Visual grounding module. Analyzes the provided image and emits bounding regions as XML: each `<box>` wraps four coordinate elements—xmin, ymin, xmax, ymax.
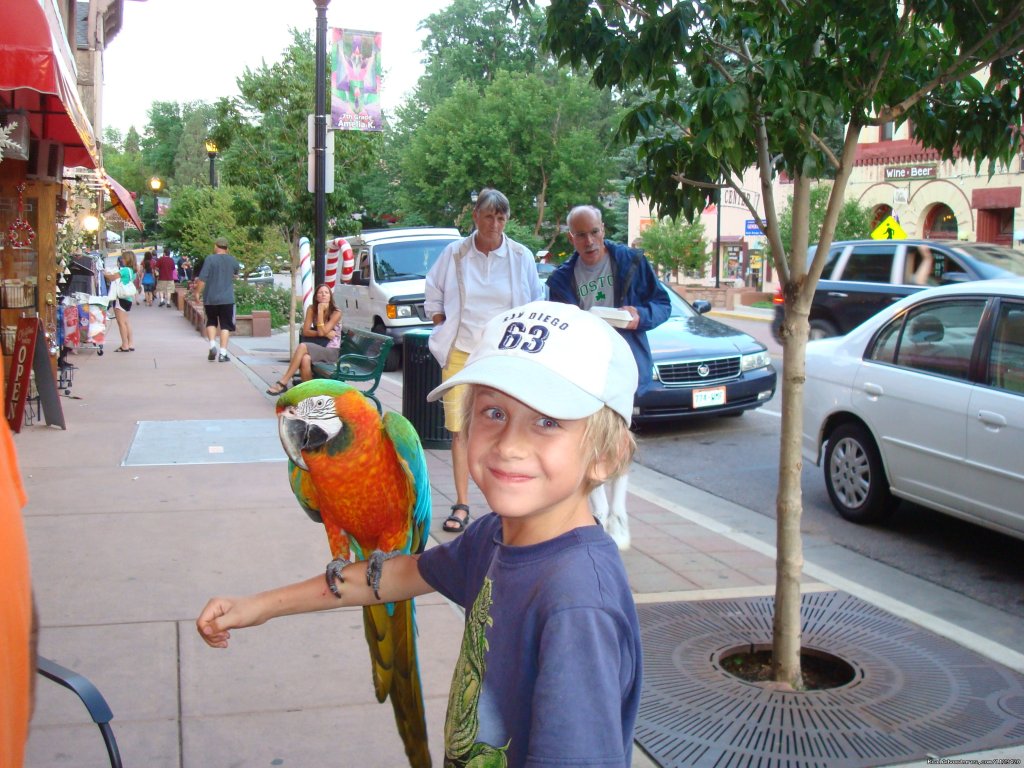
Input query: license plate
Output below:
<box><xmin>693</xmin><ymin>386</ymin><xmax>726</xmax><ymax>408</ymax></box>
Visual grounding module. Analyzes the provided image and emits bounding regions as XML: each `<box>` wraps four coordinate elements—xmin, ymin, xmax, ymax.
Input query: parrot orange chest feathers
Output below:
<box><xmin>303</xmin><ymin>392</ymin><xmax>414</xmax><ymax>559</ymax></box>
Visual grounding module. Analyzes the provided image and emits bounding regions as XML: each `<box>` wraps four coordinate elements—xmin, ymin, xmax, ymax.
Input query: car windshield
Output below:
<box><xmin>662</xmin><ymin>281</ymin><xmax>698</xmax><ymax>318</ymax></box>
<box><xmin>373</xmin><ymin>239</ymin><xmax>454</xmax><ymax>283</ymax></box>
<box><xmin>952</xmin><ymin>243</ymin><xmax>1024</xmax><ymax>277</ymax></box>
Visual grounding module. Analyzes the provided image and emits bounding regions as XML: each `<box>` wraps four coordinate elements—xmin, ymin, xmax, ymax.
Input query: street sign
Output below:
<box><xmin>744</xmin><ymin>219</ymin><xmax>763</xmax><ymax>236</ymax></box>
<box><xmin>871</xmin><ymin>215</ymin><xmax>907</xmax><ymax>240</ymax></box>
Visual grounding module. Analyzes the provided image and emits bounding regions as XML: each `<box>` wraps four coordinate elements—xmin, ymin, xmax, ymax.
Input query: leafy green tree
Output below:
<box><xmin>174</xmin><ymin>104</ymin><xmax>217</xmax><ymax>187</ymax></box>
<box><xmin>141</xmin><ymin>101</ymin><xmax>184</xmax><ymax>183</ymax></box>
<box><xmin>639</xmin><ymin>217</ymin><xmax>708</xmax><ymax>278</ymax></box>
<box><xmin>413</xmin><ymin>0</ymin><xmax>547</xmax><ymax>110</ymax></box>
<box><xmin>400</xmin><ymin>70</ymin><xmax>618</xmax><ymax>244</ymax></box>
<box><xmin>515</xmin><ymin>0</ymin><xmax>1024</xmax><ymax>688</ymax></box>
<box><xmin>159</xmin><ymin>185</ymin><xmax>283</xmax><ymax>273</ymax></box>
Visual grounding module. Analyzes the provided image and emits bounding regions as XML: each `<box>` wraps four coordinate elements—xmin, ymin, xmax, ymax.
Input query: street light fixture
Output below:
<box><xmin>83</xmin><ymin>212</ymin><xmax>100</xmax><ymax>249</ymax></box>
<box><xmin>149</xmin><ymin>176</ymin><xmax>163</xmax><ymax>246</ymax></box>
<box><xmin>205</xmin><ymin>140</ymin><xmax>218</xmax><ymax>188</ymax></box>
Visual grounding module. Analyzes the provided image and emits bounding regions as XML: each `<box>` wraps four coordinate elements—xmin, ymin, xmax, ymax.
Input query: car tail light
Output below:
<box><xmin>772</xmin><ymin>286</ymin><xmax>785</xmax><ymax>305</ymax></box>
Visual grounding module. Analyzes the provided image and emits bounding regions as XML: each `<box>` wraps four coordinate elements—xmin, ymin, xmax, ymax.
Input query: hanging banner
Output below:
<box><xmin>330</xmin><ymin>28</ymin><xmax>383</xmax><ymax>132</ymax></box>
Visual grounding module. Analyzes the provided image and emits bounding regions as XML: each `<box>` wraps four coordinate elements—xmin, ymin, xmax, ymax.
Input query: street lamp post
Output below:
<box><xmin>149</xmin><ymin>176</ymin><xmax>163</xmax><ymax>247</ymax></box>
<box><xmin>313</xmin><ymin>0</ymin><xmax>330</xmax><ymax>288</ymax></box>
<box><xmin>205</xmin><ymin>140</ymin><xmax>218</xmax><ymax>188</ymax></box>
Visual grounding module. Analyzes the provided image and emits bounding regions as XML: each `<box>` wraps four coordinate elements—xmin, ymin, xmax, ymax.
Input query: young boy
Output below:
<box><xmin>196</xmin><ymin>300</ymin><xmax>643</xmax><ymax>766</ymax></box>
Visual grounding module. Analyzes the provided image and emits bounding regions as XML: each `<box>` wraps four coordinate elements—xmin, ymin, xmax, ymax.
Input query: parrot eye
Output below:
<box><xmin>296</xmin><ymin>395</ymin><xmax>340</xmax><ymax>423</ymax></box>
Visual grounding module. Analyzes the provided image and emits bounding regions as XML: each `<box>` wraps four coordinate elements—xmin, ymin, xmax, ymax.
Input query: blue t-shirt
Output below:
<box><xmin>418</xmin><ymin>513</ymin><xmax>642</xmax><ymax>767</ymax></box>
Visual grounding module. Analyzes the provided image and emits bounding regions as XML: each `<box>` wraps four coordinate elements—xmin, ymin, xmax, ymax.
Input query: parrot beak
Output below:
<box><xmin>279</xmin><ymin>410</ymin><xmax>311</xmax><ymax>470</ymax></box>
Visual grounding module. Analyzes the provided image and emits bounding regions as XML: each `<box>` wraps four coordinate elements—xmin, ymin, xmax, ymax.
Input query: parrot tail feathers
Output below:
<box><xmin>364</xmin><ymin>600</ymin><xmax>431</xmax><ymax>767</ymax></box>
<box><xmin>364</xmin><ymin>602</ymin><xmax>428</xmax><ymax>768</ymax></box>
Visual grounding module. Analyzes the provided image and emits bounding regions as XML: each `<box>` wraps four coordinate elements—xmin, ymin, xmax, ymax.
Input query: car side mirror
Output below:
<box><xmin>692</xmin><ymin>300</ymin><xmax>712</xmax><ymax>315</ymax></box>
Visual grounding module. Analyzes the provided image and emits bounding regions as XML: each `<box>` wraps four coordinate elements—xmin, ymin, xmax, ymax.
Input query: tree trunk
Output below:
<box><xmin>771</xmin><ymin>128</ymin><xmax>863</xmax><ymax>688</ymax></box>
<box><xmin>772</xmin><ymin>303</ymin><xmax>809</xmax><ymax>689</ymax></box>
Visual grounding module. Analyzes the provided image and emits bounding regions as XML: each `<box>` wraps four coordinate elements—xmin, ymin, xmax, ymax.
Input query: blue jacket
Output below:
<box><xmin>547</xmin><ymin>240</ymin><xmax>671</xmax><ymax>396</ymax></box>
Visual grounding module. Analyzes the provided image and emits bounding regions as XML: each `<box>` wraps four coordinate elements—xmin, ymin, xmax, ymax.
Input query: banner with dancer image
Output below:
<box><xmin>330</xmin><ymin>28</ymin><xmax>383</xmax><ymax>132</ymax></box>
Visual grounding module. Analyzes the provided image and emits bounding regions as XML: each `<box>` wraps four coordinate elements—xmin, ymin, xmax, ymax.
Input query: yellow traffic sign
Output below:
<box><xmin>871</xmin><ymin>215</ymin><xmax>907</xmax><ymax>240</ymax></box>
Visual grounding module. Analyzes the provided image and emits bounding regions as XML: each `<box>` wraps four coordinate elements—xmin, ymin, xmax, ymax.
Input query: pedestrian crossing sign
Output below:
<box><xmin>871</xmin><ymin>215</ymin><xmax>907</xmax><ymax>240</ymax></box>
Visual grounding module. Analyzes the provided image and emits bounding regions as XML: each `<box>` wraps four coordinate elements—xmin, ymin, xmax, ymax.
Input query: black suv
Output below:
<box><xmin>771</xmin><ymin>239</ymin><xmax>1024</xmax><ymax>342</ymax></box>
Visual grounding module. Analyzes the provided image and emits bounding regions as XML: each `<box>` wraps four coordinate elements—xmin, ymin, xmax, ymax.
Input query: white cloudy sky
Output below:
<box><xmin>102</xmin><ymin>0</ymin><xmax>452</xmax><ymax>133</ymax></box>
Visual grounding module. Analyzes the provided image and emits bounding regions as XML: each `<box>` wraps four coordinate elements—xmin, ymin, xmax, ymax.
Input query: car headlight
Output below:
<box><xmin>740</xmin><ymin>350</ymin><xmax>771</xmax><ymax>372</ymax></box>
<box><xmin>386</xmin><ymin>304</ymin><xmax>413</xmax><ymax>319</ymax></box>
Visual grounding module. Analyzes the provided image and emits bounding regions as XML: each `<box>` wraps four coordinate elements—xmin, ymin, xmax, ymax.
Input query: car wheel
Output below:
<box><xmin>823</xmin><ymin>422</ymin><xmax>894</xmax><ymax>524</ymax></box>
<box><xmin>809</xmin><ymin>319</ymin><xmax>839</xmax><ymax>340</ymax></box>
<box><xmin>383</xmin><ymin>344</ymin><xmax>401</xmax><ymax>372</ymax></box>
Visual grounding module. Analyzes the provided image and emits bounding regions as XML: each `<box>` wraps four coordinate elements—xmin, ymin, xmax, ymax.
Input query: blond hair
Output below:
<box><xmin>460</xmin><ymin>384</ymin><xmax>635</xmax><ymax>493</ymax></box>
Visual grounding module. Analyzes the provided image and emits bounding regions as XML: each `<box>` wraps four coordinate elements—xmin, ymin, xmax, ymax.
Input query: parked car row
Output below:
<box><xmin>635</xmin><ymin>282</ymin><xmax>776</xmax><ymax>422</ymax></box>
<box><xmin>802</xmin><ymin>278</ymin><xmax>1024</xmax><ymax>541</ymax></box>
<box><xmin>772</xmin><ymin>239</ymin><xmax>1024</xmax><ymax>342</ymax></box>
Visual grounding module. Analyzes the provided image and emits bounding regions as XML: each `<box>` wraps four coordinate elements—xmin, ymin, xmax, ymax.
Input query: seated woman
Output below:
<box><xmin>267</xmin><ymin>283</ymin><xmax>343</xmax><ymax>395</ymax></box>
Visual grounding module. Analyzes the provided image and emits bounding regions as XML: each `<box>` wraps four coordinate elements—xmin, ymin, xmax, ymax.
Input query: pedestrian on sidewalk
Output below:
<box><xmin>155</xmin><ymin>246</ymin><xmax>176</xmax><ymax>307</ymax></box>
<box><xmin>104</xmin><ymin>250</ymin><xmax>137</xmax><ymax>352</ymax></box>
<box><xmin>266</xmin><ymin>283</ymin><xmax>343</xmax><ymax>395</ymax></box>
<box><xmin>547</xmin><ymin>204</ymin><xmax>671</xmax><ymax>549</ymax></box>
<box><xmin>141</xmin><ymin>251</ymin><xmax>157</xmax><ymax>306</ymax></box>
<box><xmin>197</xmin><ymin>300</ymin><xmax>643</xmax><ymax>767</ymax></box>
<box><xmin>195</xmin><ymin>237</ymin><xmax>240</xmax><ymax>363</ymax></box>
<box><xmin>424</xmin><ymin>187</ymin><xmax>545</xmax><ymax>533</ymax></box>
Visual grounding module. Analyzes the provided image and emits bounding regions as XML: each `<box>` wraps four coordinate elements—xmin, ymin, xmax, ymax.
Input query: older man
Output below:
<box><xmin>547</xmin><ymin>205</ymin><xmax>671</xmax><ymax>547</ymax></box>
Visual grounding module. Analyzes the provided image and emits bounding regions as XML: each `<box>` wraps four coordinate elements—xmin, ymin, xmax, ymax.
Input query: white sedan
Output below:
<box><xmin>802</xmin><ymin>278</ymin><xmax>1024</xmax><ymax>540</ymax></box>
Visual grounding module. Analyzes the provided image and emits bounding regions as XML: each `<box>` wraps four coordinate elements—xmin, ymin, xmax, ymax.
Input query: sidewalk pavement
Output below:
<box><xmin>13</xmin><ymin>302</ymin><xmax>1023</xmax><ymax>767</ymax></box>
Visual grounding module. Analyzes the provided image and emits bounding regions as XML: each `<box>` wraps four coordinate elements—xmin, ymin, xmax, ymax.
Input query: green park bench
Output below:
<box><xmin>310</xmin><ymin>327</ymin><xmax>394</xmax><ymax>414</ymax></box>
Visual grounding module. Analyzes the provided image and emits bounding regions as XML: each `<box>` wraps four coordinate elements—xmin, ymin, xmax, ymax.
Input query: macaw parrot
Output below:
<box><xmin>277</xmin><ymin>380</ymin><xmax>432</xmax><ymax>768</ymax></box>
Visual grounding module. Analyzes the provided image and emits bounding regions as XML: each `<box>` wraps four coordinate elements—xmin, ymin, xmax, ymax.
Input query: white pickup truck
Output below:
<box><xmin>332</xmin><ymin>227</ymin><xmax>461</xmax><ymax>370</ymax></box>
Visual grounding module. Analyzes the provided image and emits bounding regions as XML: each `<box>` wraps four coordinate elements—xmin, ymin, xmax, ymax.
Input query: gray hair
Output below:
<box><xmin>474</xmin><ymin>188</ymin><xmax>511</xmax><ymax>216</ymax></box>
<box><xmin>566</xmin><ymin>205</ymin><xmax>603</xmax><ymax>228</ymax></box>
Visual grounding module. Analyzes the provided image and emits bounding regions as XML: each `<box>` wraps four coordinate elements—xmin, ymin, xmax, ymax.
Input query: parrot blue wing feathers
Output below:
<box><xmin>383</xmin><ymin>411</ymin><xmax>432</xmax><ymax>556</ymax></box>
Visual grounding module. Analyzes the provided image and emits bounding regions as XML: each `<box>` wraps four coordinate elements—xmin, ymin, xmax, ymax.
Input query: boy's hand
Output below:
<box><xmin>196</xmin><ymin>596</ymin><xmax>264</xmax><ymax>648</ymax></box>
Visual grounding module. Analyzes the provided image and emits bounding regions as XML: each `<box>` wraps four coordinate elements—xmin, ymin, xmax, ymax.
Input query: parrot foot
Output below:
<box><xmin>366</xmin><ymin>550</ymin><xmax>400</xmax><ymax>600</ymax></box>
<box><xmin>325</xmin><ymin>557</ymin><xmax>352</xmax><ymax>598</ymax></box>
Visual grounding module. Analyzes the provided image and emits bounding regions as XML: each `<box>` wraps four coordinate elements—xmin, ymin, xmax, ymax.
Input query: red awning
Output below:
<box><xmin>104</xmin><ymin>173</ymin><xmax>144</xmax><ymax>232</ymax></box>
<box><xmin>0</xmin><ymin>0</ymin><xmax>99</xmax><ymax>168</ymax></box>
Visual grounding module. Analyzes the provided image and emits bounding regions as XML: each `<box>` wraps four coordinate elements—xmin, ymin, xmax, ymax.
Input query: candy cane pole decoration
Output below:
<box><xmin>326</xmin><ymin>237</ymin><xmax>353</xmax><ymax>286</ymax></box>
<box><xmin>298</xmin><ymin>237</ymin><xmax>314</xmax><ymax>313</ymax></box>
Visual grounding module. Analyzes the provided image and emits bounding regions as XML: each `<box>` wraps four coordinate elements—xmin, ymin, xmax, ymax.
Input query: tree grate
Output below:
<box><xmin>636</xmin><ymin>591</ymin><xmax>1024</xmax><ymax>767</ymax></box>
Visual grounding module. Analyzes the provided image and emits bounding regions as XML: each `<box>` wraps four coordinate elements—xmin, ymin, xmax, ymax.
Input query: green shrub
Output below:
<box><xmin>234</xmin><ymin>283</ymin><xmax>299</xmax><ymax>328</ymax></box>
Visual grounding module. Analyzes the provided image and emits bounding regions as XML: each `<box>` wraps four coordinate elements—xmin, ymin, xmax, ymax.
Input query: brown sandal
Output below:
<box><xmin>266</xmin><ymin>381</ymin><xmax>289</xmax><ymax>396</ymax></box>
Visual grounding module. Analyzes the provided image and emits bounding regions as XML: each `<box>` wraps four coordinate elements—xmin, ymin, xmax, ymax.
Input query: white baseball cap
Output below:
<box><xmin>427</xmin><ymin>301</ymin><xmax>638</xmax><ymax>423</ymax></box>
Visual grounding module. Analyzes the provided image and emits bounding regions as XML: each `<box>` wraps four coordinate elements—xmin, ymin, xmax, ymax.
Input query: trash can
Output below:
<box><xmin>402</xmin><ymin>329</ymin><xmax>451</xmax><ymax>449</ymax></box>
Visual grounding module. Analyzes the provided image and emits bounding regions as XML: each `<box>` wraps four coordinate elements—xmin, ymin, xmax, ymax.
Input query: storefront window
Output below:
<box><xmin>924</xmin><ymin>203</ymin><xmax>958</xmax><ymax>239</ymax></box>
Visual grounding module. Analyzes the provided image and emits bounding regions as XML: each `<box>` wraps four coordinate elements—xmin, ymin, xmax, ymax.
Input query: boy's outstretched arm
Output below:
<box><xmin>196</xmin><ymin>554</ymin><xmax>431</xmax><ymax>648</ymax></box>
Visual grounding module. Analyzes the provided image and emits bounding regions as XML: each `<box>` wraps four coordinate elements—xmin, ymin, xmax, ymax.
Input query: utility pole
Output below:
<box><xmin>313</xmin><ymin>0</ymin><xmax>330</xmax><ymax>287</ymax></box>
